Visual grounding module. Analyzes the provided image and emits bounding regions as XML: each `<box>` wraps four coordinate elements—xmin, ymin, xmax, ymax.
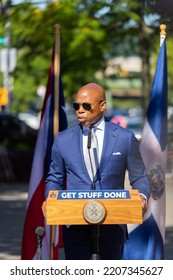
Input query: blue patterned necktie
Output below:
<box><xmin>84</xmin><ymin>126</ymin><xmax>99</xmax><ymax>180</ymax></box>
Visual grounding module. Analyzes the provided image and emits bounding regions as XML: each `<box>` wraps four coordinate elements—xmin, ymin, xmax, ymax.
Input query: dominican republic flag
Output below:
<box><xmin>123</xmin><ymin>39</ymin><xmax>167</xmax><ymax>259</ymax></box>
<box><xmin>21</xmin><ymin>42</ymin><xmax>68</xmax><ymax>260</ymax></box>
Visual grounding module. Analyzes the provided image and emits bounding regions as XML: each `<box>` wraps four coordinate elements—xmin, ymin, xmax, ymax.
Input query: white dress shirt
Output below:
<box><xmin>82</xmin><ymin>117</ymin><xmax>105</xmax><ymax>163</ymax></box>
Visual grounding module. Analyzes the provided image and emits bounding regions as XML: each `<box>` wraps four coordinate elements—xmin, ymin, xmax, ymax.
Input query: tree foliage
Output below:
<box><xmin>0</xmin><ymin>0</ymin><xmax>172</xmax><ymax>112</ymax></box>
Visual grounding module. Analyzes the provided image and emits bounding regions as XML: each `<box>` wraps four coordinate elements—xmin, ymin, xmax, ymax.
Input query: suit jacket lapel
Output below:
<box><xmin>71</xmin><ymin>124</ymin><xmax>89</xmax><ymax>176</ymax></box>
<box><xmin>72</xmin><ymin>122</ymin><xmax>118</xmax><ymax>180</ymax></box>
<box><xmin>99</xmin><ymin>122</ymin><xmax>118</xmax><ymax>173</ymax></box>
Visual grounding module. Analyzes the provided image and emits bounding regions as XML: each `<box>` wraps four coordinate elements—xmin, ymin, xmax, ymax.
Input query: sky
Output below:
<box><xmin>12</xmin><ymin>0</ymin><xmax>45</xmax><ymax>3</ymax></box>
<box><xmin>11</xmin><ymin>0</ymin><xmax>52</xmax><ymax>9</ymax></box>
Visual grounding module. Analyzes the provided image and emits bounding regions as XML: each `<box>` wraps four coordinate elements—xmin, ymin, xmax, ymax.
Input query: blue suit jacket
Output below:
<box><xmin>46</xmin><ymin>121</ymin><xmax>150</xmax><ymax>200</ymax></box>
<box><xmin>45</xmin><ymin>121</ymin><xmax>150</xmax><ymax>247</ymax></box>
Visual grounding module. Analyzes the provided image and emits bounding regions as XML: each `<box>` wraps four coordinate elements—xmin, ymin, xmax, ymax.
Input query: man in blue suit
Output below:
<box><xmin>43</xmin><ymin>82</ymin><xmax>150</xmax><ymax>260</ymax></box>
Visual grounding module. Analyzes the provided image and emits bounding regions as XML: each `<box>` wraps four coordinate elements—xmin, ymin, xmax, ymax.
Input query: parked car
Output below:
<box><xmin>0</xmin><ymin>113</ymin><xmax>38</xmax><ymax>182</ymax></box>
<box><xmin>104</xmin><ymin>107</ymin><xmax>144</xmax><ymax>141</ymax></box>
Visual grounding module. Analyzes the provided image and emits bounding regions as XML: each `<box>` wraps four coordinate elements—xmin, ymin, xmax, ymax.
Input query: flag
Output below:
<box><xmin>123</xmin><ymin>39</ymin><xmax>167</xmax><ymax>259</ymax></box>
<box><xmin>21</xmin><ymin>41</ymin><xmax>68</xmax><ymax>260</ymax></box>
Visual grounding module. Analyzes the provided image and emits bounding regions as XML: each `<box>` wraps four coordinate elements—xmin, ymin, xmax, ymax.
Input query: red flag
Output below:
<box><xmin>21</xmin><ymin>41</ymin><xmax>67</xmax><ymax>259</ymax></box>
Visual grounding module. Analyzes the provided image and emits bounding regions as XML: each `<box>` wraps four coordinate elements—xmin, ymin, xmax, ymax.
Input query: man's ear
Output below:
<box><xmin>101</xmin><ymin>101</ymin><xmax>106</xmax><ymax>112</ymax></box>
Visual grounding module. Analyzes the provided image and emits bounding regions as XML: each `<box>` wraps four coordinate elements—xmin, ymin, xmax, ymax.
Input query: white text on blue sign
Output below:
<box><xmin>57</xmin><ymin>190</ymin><xmax>130</xmax><ymax>200</ymax></box>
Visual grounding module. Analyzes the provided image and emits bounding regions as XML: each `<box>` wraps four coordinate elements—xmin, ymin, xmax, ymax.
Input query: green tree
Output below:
<box><xmin>0</xmin><ymin>0</ymin><xmax>172</xmax><ymax>113</ymax></box>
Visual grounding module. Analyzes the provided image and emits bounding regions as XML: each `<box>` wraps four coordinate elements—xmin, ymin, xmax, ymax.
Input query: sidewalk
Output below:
<box><xmin>0</xmin><ymin>177</ymin><xmax>173</xmax><ymax>260</ymax></box>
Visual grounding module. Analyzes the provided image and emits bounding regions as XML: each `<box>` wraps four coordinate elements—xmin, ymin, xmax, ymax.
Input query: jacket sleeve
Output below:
<box><xmin>45</xmin><ymin>135</ymin><xmax>66</xmax><ymax>199</ymax></box>
<box><xmin>127</xmin><ymin>133</ymin><xmax>151</xmax><ymax>200</ymax></box>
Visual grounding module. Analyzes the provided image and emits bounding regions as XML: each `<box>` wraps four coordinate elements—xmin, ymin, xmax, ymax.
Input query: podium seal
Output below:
<box><xmin>83</xmin><ymin>200</ymin><xmax>106</xmax><ymax>224</ymax></box>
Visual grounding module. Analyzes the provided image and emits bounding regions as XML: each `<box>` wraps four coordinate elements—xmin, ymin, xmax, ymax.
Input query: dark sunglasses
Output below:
<box><xmin>72</xmin><ymin>100</ymin><xmax>103</xmax><ymax>111</ymax></box>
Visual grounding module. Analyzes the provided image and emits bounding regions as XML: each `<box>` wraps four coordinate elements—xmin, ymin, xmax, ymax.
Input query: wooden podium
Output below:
<box><xmin>45</xmin><ymin>189</ymin><xmax>142</xmax><ymax>225</ymax></box>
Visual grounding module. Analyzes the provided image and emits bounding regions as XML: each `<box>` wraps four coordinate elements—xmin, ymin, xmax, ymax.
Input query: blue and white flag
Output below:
<box><xmin>123</xmin><ymin>39</ymin><xmax>167</xmax><ymax>259</ymax></box>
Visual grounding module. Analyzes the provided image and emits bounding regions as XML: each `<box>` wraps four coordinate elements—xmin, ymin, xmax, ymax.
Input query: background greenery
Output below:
<box><xmin>0</xmin><ymin>0</ymin><xmax>173</xmax><ymax>114</ymax></box>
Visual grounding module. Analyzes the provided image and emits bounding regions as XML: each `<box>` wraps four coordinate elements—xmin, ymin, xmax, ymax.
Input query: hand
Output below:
<box><xmin>140</xmin><ymin>195</ymin><xmax>148</xmax><ymax>217</ymax></box>
<box><xmin>42</xmin><ymin>201</ymin><xmax>46</xmax><ymax>217</ymax></box>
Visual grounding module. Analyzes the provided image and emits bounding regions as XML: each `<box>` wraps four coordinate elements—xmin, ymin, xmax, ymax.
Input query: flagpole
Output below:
<box><xmin>54</xmin><ymin>23</ymin><xmax>60</xmax><ymax>135</ymax></box>
<box><xmin>160</xmin><ymin>24</ymin><xmax>167</xmax><ymax>244</ymax></box>
<box><xmin>50</xmin><ymin>23</ymin><xmax>61</xmax><ymax>260</ymax></box>
<box><xmin>160</xmin><ymin>24</ymin><xmax>166</xmax><ymax>47</ymax></box>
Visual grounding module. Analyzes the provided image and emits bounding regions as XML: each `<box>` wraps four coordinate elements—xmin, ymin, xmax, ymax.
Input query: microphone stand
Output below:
<box><xmin>87</xmin><ymin>126</ymin><xmax>100</xmax><ymax>260</ymax></box>
<box><xmin>35</xmin><ymin>226</ymin><xmax>45</xmax><ymax>260</ymax></box>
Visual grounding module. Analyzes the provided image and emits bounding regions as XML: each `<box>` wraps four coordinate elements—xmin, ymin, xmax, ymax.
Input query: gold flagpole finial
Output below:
<box><xmin>160</xmin><ymin>24</ymin><xmax>166</xmax><ymax>35</ymax></box>
<box><xmin>160</xmin><ymin>24</ymin><xmax>166</xmax><ymax>47</ymax></box>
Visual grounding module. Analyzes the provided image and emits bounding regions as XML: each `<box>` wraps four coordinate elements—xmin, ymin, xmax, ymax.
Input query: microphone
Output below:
<box><xmin>35</xmin><ymin>226</ymin><xmax>45</xmax><ymax>260</ymax></box>
<box><xmin>87</xmin><ymin>126</ymin><xmax>92</xmax><ymax>149</ymax></box>
<box><xmin>87</xmin><ymin>126</ymin><xmax>96</xmax><ymax>190</ymax></box>
<box><xmin>35</xmin><ymin>226</ymin><xmax>45</xmax><ymax>236</ymax></box>
<box><xmin>87</xmin><ymin>126</ymin><xmax>100</xmax><ymax>259</ymax></box>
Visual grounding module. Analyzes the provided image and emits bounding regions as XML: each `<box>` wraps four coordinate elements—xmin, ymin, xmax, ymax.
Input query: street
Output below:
<box><xmin>0</xmin><ymin>175</ymin><xmax>173</xmax><ymax>260</ymax></box>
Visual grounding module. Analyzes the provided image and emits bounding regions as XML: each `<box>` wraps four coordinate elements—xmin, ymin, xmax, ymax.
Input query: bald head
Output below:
<box><xmin>74</xmin><ymin>83</ymin><xmax>106</xmax><ymax>126</ymax></box>
<box><xmin>76</xmin><ymin>83</ymin><xmax>106</xmax><ymax>101</ymax></box>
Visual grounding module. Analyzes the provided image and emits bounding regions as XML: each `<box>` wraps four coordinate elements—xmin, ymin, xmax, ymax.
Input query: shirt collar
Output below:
<box><xmin>94</xmin><ymin>117</ymin><xmax>105</xmax><ymax>131</ymax></box>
